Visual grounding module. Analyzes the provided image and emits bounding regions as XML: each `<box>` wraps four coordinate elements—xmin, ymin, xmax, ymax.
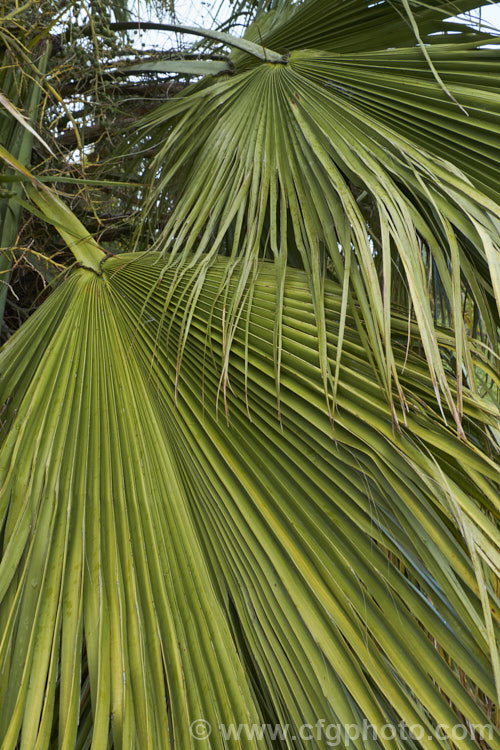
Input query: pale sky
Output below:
<box><xmin>451</xmin><ymin>2</ymin><xmax>500</xmax><ymax>26</ymax></box>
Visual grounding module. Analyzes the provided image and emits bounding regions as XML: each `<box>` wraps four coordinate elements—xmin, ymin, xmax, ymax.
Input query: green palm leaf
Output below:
<box><xmin>237</xmin><ymin>0</ymin><xmax>500</xmax><ymax>56</ymax></box>
<box><xmin>134</xmin><ymin>0</ymin><xmax>500</xmax><ymax>433</ymax></box>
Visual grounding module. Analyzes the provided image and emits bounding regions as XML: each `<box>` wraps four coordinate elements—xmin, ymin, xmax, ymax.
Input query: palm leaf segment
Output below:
<box><xmin>0</xmin><ymin>244</ymin><xmax>499</xmax><ymax>747</ymax></box>
<box><xmin>140</xmin><ymin>0</ymin><xmax>500</xmax><ymax>431</ymax></box>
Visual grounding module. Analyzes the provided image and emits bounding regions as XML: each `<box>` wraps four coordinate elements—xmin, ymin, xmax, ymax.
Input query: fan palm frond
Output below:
<box><xmin>237</xmin><ymin>0</ymin><xmax>500</xmax><ymax>56</ymax></box>
<box><xmin>134</xmin><ymin>0</ymin><xmax>500</xmax><ymax>434</ymax></box>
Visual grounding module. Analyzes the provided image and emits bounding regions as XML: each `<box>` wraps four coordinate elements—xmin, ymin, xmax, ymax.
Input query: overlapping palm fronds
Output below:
<box><xmin>0</xmin><ymin>0</ymin><xmax>499</xmax><ymax>748</ymax></box>
<box><xmin>0</xmin><ymin>167</ymin><xmax>498</xmax><ymax>747</ymax></box>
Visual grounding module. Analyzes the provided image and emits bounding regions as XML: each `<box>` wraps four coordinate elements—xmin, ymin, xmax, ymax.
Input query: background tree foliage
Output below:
<box><xmin>0</xmin><ymin>1</ymin><xmax>499</xmax><ymax>748</ymax></box>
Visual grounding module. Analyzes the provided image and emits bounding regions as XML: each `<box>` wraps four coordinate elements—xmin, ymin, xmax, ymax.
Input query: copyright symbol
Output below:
<box><xmin>190</xmin><ymin>719</ymin><xmax>212</xmax><ymax>740</ymax></box>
